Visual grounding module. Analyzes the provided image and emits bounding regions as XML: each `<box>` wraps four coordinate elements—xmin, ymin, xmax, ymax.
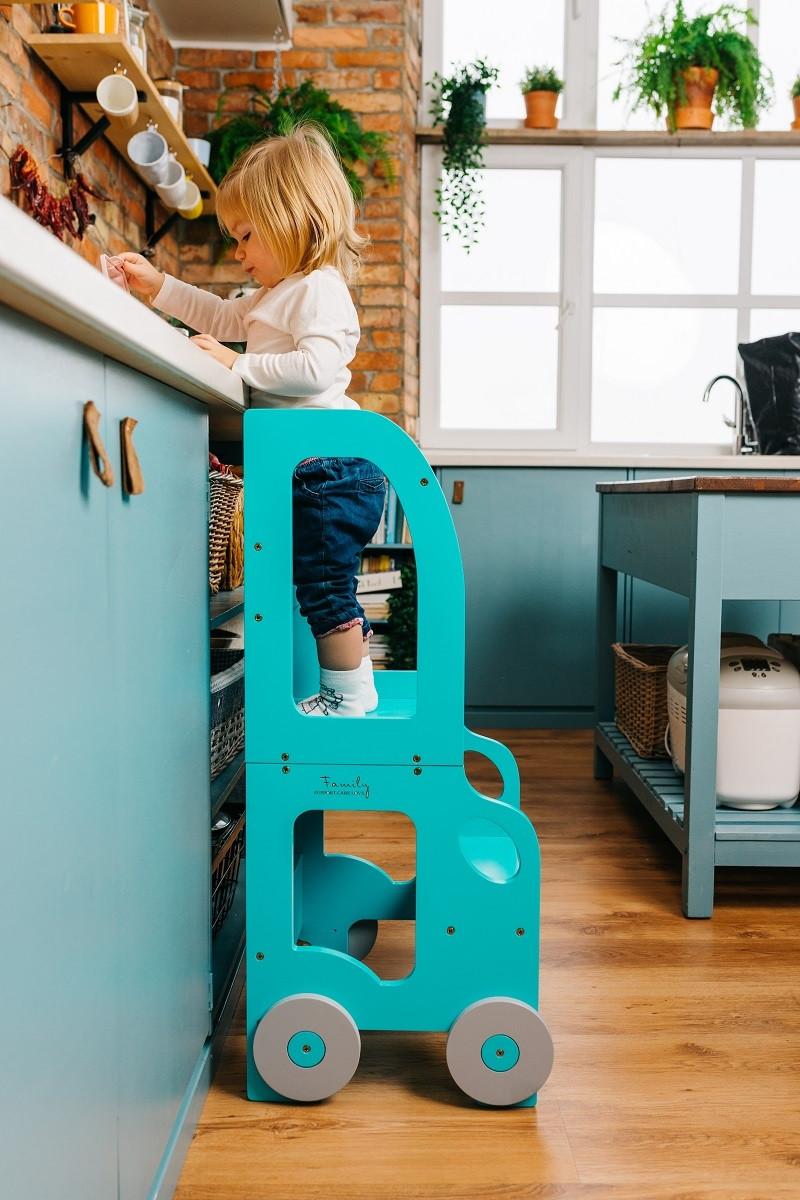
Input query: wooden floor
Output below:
<box><xmin>176</xmin><ymin>731</ymin><xmax>800</xmax><ymax>1200</ymax></box>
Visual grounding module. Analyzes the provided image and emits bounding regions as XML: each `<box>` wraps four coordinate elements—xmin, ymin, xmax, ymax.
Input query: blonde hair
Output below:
<box><xmin>216</xmin><ymin>124</ymin><xmax>366</xmax><ymax>283</ymax></box>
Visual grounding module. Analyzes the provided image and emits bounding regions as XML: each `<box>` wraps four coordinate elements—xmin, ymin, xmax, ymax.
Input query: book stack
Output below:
<box><xmin>360</xmin><ymin>592</ymin><xmax>391</xmax><ymax>622</ymax></box>
<box><xmin>368</xmin><ymin>633</ymin><xmax>389</xmax><ymax>668</ymax></box>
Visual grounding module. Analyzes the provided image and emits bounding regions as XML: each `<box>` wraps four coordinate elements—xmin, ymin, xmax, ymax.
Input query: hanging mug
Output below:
<box><xmin>127</xmin><ymin>127</ymin><xmax>169</xmax><ymax>185</ymax></box>
<box><xmin>58</xmin><ymin>3</ymin><xmax>120</xmax><ymax>34</ymax></box>
<box><xmin>178</xmin><ymin>179</ymin><xmax>204</xmax><ymax>220</ymax></box>
<box><xmin>155</xmin><ymin>158</ymin><xmax>187</xmax><ymax>209</ymax></box>
<box><xmin>96</xmin><ymin>72</ymin><xmax>139</xmax><ymax>129</ymax></box>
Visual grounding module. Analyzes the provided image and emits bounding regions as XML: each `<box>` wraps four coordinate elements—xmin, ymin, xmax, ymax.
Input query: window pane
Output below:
<box><xmin>441</xmin><ymin>0</ymin><xmax>565</xmax><ymax>122</ymax></box>
<box><xmin>752</xmin><ymin>161</ymin><xmax>800</xmax><ymax>294</ymax></box>
<box><xmin>594</xmin><ymin>159</ymin><xmax>741</xmax><ymax>294</ymax></box>
<box><xmin>442</xmin><ymin>170</ymin><xmax>561</xmax><ymax>292</ymax></box>
<box><xmin>441</xmin><ymin>306</ymin><xmax>558</xmax><ymax>429</ymax></box>
<box><xmin>749</xmin><ymin>309</ymin><xmax>800</xmax><ymax>341</ymax></box>
<box><xmin>597</xmin><ymin>0</ymin><xmax>745</xmax><ymax>129</ymax></box>
<box><xmin>591</xmin><ymin>308</ymin><xmax>738</xmax><ymax>442</ymax></box>
<box><xmin>753</xmin><ymin>0</ymin><xmax>800</xmax><ymax>131</ymax></box>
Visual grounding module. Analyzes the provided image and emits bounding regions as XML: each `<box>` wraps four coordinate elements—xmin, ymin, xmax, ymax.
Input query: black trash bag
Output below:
<box><xmin>738</xmin><ymin>332</ymin><xmax>800</xmax><ymax>455</ymax></box>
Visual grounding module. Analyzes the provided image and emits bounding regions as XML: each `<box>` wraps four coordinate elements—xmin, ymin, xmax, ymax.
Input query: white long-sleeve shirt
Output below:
<box><xmin>152</xmin><ymin>266</ymin><xmax>360</xmax><ymax>410</ymax></box>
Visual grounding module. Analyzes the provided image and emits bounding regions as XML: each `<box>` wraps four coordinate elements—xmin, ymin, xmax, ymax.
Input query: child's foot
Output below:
<box><xmin>360</xmin><ymin>655</ymin><xmax>379</xmax><ymax>713</ymax></box>
<box><xmin>297</xmin><ymin>667</ymin><xmax>365</xmax><ymax>717</ymax></box>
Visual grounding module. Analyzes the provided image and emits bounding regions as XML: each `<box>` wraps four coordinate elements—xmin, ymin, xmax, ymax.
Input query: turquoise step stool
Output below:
<box><xmin>243</xmin><ymin>409</ymin><xmax>554</xmax><ymax>1106</ymax></box>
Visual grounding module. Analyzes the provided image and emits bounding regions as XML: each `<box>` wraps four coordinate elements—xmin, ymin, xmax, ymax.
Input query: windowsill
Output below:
<box><xmin>417</xmin><ymin>126</ymin><xmax>800</xmax><ymax>148</ymax></box>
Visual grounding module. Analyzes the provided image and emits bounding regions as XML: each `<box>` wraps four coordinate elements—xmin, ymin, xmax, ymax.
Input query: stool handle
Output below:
<box><xmin>464</xmin><ymin>729</ymin><xmax>521</xmax><ymax>808</ymax></box>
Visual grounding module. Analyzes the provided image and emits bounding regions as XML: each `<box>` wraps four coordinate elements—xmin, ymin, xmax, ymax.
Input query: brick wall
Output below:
<box><xmin>0</xmin><ymin>1</ymin><xmax>421</xmax><ymax>433</ymax></box>
<box><xmin>0</xmin><ymin>2</ymin><xmax>180</xmax><ymax>276</ymax></box>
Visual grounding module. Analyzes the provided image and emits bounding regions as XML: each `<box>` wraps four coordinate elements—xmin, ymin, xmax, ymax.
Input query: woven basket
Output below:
<box><xmin>211</xmin><ymin>810</ymin><xmax>245</xmax><ymax>936</ymax></box>
<box><xmin>209</xmin><ymin>469</ymin><xmax>243</xmax><ymax>595</ymax></box>
<box><xmin>221</xmin><ymin>486</ymin><xmax>244</xmax><ymax>591</ymax></box>
<box><xmin>612</xmin><ymin>643</ymin><xmax>679</xmax><ymax>758</ymax></box>
<box><xmin>210</xmin><ymin>648</ymin><xmax>244</xmax><ymax>779</ymax></box>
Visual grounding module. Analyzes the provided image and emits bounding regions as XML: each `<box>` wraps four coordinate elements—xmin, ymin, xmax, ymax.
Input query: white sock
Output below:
<box><xmin>297</xmin><ymin>665</ymin><xmax>365</xmax><ymax>717</ymax></box>
<box><xmin>360</xmin><ymin>654</ymin><xmax>379</xmax><ymax>712</ymax></box>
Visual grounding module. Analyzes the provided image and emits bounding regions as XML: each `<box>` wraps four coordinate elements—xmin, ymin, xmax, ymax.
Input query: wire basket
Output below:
<box><xmin>612</xmin><ymin>643</ymin><xmax>679</xmax><ymax>758</ymax></box>
<box><xmin>211</xmin><ymin>648</ymin><xmax>244</xmax><ymax>779</ymax></box>
<box><xmin>209</xmin><ymin>468</ymin><xmax>243</xmax><ymax>595</ymax></box>
<box><xmin>211</xmin><ymin>809</ymin><xmax>245</xmax><ymax>936</ymax></box>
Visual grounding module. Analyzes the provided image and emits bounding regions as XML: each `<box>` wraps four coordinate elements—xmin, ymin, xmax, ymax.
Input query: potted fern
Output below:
<box><xmin>427</xmin><ymin>59</ymin><xmax>499</xmax><ymax>252</ymax></box>
<box><xmin>614</xmin><ymin>2</ymin><xmax>772</xmax><ymax>132</ymax></box>
<box><xmin>205</xmin><ymin>79</ymin><xmax>392</xmax><ymax>198</ymax></box>
<box><xmin>792</xmin><ymin>75</ymin><xmax>800</xmax><ymax>129</ymax></box>
<box><xmin>519</xmin><ymin>65</ymin><xmax>563</xmax><ymax>130</ymax></box>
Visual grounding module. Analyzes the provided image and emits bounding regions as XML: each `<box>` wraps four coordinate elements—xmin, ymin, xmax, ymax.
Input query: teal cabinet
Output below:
<box><xmin>439</xmin><ymin>468</ymin><xmax>626</xmax><ymax>726</ymax></box>
<box><xmin>0</xmin><ymin>310</ymin><xmax>210</xmax><ymax>1198</ymax></box>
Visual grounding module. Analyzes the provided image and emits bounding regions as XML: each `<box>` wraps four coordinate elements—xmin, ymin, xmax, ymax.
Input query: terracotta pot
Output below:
<box><xmin>524</xmin><ymin>90</ymin><xmax>559</xmax><ymax>130</ymax></box>
<box><xmin>792</xmin><ymin>94</ymin><xmax>800</xmax><ymax>130</ymax></box>
<box><xmin>669</xmin><ymin>67</ymin><xmax>719</xmax><ymax>131</ymax></box>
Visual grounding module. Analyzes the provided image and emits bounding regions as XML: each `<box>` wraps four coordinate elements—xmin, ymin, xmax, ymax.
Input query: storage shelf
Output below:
<box><xmin>210</xmin><ymin>587</ymin><xmax>243</xmax><ymax>629</ymax></box>
<box><xmin>417</xmin><ymin>125</ymin><xmax>800</xmax><ymax>148</ymax></box>
<box><xmin>597</xmin><ymin>721</ymin><xmax>800</xmax><ymax>866</ymax></box>
<box><xmin>366</xmin><ymin>543</ymin><xmax>413</xmax><ymax>552</ymax></box>
<box><xmin>28</xmin><ymin>34</ymin><xmax>216</xmax><ymax>207</ymax></box>
<box><xmin>211</xmin><ymin>751</ymin><xmax>244</xmax><ymax>820</ymax></box>
<box><xmin>211</xmin><ymin>860</ymin><xmax>245</xmax><ymax>1022</ymax></box>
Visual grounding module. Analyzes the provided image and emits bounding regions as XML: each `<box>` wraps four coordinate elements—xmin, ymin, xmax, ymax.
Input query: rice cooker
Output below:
<box><xmin>666</xmin><ymin>636</ymin><xmax>800</xmax><ymax>810</ymax></box>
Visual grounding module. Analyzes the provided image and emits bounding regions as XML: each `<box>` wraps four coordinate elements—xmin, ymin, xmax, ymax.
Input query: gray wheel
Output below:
<box><xmin>348</xmin><ymin>919</ymin><xmax>378</xmax><ymax>959</ymax></box>
<box><xmin>252</xmin><ymin>993</ymin><xmax>361</xmax><ymax>1102</ymax></box>
<box><xmin>446</xmin><ymin>997</ymin><xmax>554</xmax><ymax>1106</ymax></box>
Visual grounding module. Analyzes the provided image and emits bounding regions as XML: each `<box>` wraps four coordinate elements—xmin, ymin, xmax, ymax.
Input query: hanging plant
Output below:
<box><xmin>427</xmin><ymin>59</ymin><xmax>499</xmax><ymax>252</ymax></box>
<box><xmin>205</xmin><ymin>79</ymin><xmax>393</xmax><ymax>199</ymax></box>
<box><xmin>613</xmin><ymin>2</ymin><xmax>772</xmax><ymax>131</ymax></box>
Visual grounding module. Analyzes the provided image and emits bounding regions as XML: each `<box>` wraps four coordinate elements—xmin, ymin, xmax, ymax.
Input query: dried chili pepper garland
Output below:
<box><xmin>9</xmin><ymin>144</ymin><xmax>105</xmax><ymax>241</ymax></box>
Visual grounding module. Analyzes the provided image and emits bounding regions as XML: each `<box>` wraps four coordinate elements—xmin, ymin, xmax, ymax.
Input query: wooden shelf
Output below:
<box><xmin>210</xmin><ymin>587</ymin><xmax>244</xmax><ymax>629</ymax></box>
<box><xmin>28</xmin><ymin>34</ymin><xmax>217</xmax><ymax>206</ymax></box>
<box><xmin>211</xmin><ymin>751</ymin><xmax>244</xmax><ymax>820</ymax></box>
<box><xmin>417</xmin><ymin>124</ymin><xmax>800</xmax><ymax>148</ymax></box>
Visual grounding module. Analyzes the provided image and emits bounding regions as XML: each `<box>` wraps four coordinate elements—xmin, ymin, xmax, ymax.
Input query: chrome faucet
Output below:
<box><xmin>702</xmin><ymin>374</ymin><xmax>758</xmax><ymax>455</ymax></box>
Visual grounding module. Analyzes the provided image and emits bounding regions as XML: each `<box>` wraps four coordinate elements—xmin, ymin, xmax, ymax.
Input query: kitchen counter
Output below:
<box><xmin>0</xmin><ymin>194</ymin><xmax>245</xmax><ymax>414</ymax></box>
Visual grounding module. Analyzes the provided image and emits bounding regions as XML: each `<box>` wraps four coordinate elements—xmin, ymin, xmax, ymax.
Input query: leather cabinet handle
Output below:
<box><xmin>120</xmin><ymin>417</ymin><xmax>145</xmax><ymax>495</ymax></box>
<box><xmin>83</xmin><ymin>400</ymin><xmax>114</xmax><ymax>488</ymax></box>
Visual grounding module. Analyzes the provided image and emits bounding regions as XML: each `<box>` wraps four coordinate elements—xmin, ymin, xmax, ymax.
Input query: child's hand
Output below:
<box><xmin>191</xmin><ymin>334</ymin><xmax>239</xmax><ymax>370</ymax></box>
<box><xmin>116</xmin><ymin>252</ymin><xmax>165</xmax><ymax>301</ymax></box>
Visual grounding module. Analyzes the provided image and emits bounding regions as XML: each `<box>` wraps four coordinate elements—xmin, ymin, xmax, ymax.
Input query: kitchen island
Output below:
<box><xmin>0</xmin><ymin>196</ymin><xmax>246</xmax><ymax>1200</ymax></box>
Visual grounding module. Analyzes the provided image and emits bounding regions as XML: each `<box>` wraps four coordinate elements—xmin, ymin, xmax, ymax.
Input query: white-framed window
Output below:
<box><xmin>420</xmin><ymin>1</ymin><xmax>800</xmax><ymax>454</ymax></box>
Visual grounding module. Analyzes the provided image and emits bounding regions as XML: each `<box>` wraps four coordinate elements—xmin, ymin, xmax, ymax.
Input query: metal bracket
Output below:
<box><xmin>59</xmin><ymin>85</ymin><xmax>146</xmax><ymax>178</ymax></box>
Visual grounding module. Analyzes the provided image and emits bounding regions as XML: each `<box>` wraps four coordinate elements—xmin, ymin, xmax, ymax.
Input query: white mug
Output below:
<box><xmin>96</xmin><ymin>73</ymin><xmax>139</xmax><ymax>129</ymax></box>
<box><xmin>187</xmin><ymin>137</ymin><xmax>211</xmax><ymax>167</ymax></box>
<box><xmin>127</xmin><ymin>128</ymin><xmax>169</xmax><ymax>185</ymax></box>
<box><xmin>155</xmin><ymin>158</ymin><xmax>187</xmax><ymax>208</ymax></box>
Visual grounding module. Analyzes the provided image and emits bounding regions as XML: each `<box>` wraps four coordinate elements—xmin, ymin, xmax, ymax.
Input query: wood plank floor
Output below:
<box><xmin>176</xmin><ymin>731</ymin><xmax>800</xmax><ymax>1200</ymax></box>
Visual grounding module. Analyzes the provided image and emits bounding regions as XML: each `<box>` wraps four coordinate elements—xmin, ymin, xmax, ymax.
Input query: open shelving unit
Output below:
<box><xmin>27</xmin><ymin>33</ymin><xmax>217</xmax><ymax>243</ymax></box>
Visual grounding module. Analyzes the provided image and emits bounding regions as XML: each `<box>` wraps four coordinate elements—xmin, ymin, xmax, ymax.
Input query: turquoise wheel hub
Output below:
<box><xmin>287</xmin><ymin>1030</ymin><xmax>326</xmax><ymax>1068</ymax></box>
<box><xmin>481</xmin><ymin>1034</ymin><xmax>520</xmax><ymax>1072</ymax></box>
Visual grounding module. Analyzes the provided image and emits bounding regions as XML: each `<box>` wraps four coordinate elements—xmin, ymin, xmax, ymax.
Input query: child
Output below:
<box><xmin>119</xmin><ymin>125</ymin><xmax>386</xmax><ymax>717</ymax></box>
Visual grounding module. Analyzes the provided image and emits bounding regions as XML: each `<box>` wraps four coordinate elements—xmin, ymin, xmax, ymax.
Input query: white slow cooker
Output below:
<box><xmin>666</xmin><ymin>636</ymin><xmax>800</xmax><ymax>810</ymax></box>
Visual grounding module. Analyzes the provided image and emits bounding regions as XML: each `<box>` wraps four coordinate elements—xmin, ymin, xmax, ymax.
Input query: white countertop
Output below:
<box><xmin>422</xmin><ymin>449</ymin><xmax>800</xmax><ymax>468</ymax></box>
<box><xmin>0</xmin><ymin>195</ymin><xmax>245</xmax><ymax>413</ymax></box>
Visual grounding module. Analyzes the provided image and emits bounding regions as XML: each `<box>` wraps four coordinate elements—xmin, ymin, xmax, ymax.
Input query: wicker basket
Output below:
<box><xmin>210</xmin><ymin>648</ymin><xmax>244</xmax><ymax>779</ymax></box>
<box><xmin>221</xmin><ymin>486</ymin><xmax>244</xmax><ymax>591</ymax></box>
<box><xmin>612</xmin><ymin>643</ymin><xmax>679</xmax><ymax>758</ymax></box>
<box><xmin>209</xmin><ymin>468</ymin><xmax>243</xmax><ymax>595</ymax></box>
<box><xmin>211</xmin><ymin>809</ymin><xmax>245</xmax><ymax>936</ymax></box>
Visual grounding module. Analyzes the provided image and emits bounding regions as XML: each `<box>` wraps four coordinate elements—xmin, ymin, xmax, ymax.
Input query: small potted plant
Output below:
<box><xmin>427</xmin><ymin>58</ymin><xmax>499</xmax><ymax>252</ymax></box>
<box><xmin>614</xmin><ymin>2</ymin><xmax>772</xmax><ymax>132</ymax></box>
<box><xmin>791</xmin><ymin>76</ymin><xmax>800</xmax><ymax>129</ymax></box>
<box><xmin>519</xmin><ymin>66</ymin><xmax>563</xmax><ymax>130</ymax></box>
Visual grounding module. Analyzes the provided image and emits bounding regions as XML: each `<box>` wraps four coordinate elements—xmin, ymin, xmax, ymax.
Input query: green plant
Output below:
<box><xmin>428</xmin><ymin>58</ymin><xmax>499</xmax><ymax>252</ymax></box>
<box><xmin>387</xmin><ymin>559</ymin><xmax>417</xmax><ymax>670</ymax></box>
<box><xmin>792</xmin><ymin>75</ymin><xmax>800</xmax><ymax>98</ymax></box>
<box><xmin>519</xmin><ymin>65</ymin><xmax>564</xmax><ymax>94</ymax></box>
<box><xmin>613</xmin><ymin>2</ymin><xmax>772</xmax><ymax>130</ymax></box>
<box><xmin>205</xmin><ymin>79</ymin><xmax>393</xmax><ymax>199</ymax></box>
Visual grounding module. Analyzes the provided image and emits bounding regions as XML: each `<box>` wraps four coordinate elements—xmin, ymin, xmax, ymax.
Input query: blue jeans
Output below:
<box><xmin>293</xmin><ymin>457</ymin><xmax>386</xmax><ymax>640</ymax></box>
